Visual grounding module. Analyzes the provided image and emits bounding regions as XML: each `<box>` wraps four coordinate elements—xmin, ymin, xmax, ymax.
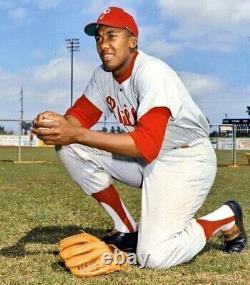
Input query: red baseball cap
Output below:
<box><xmin>84</xmin><ymin>7</ymin><xmax>138</xmax><ymax>37</ymax></box>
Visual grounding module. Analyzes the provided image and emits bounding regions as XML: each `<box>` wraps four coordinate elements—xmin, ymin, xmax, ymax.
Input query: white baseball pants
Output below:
<box><xmin>56</xmin><ymin>137</ymin><xmax>217</xmax><ymax>268</ymax></box>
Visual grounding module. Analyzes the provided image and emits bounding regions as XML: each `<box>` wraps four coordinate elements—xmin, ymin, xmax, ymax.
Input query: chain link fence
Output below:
<box><xmin>0</xmin><ymin>119</ymin><xmax>56</xmax><ymax>162</ymax></box>
<box><xmin>0</xmin><ymin>119</ymin><xmax>249</xmax><ymax>165</ymax></box>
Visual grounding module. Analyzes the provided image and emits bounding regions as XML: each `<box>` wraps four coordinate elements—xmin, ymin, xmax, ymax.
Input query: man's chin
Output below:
<box><xmin>102</xmin><ymin>64</ymin><xmax>114</xmax><ymax>72</ymax></box>
<box><xmin>102</xmin><ymin>63</ymin><xmax>116</xmax><ymax>72</ymax></box>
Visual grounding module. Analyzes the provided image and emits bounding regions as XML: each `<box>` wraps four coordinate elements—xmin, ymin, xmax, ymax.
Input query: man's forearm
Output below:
<box><xmin>75</xmin><ymin>128</ymin><xmax>142</xmax><ymax>158</ymax></box>
<box><xmin>34</xmin><ymin>113</ymin><xmax>142</xmax><ymax>158</ymax></box>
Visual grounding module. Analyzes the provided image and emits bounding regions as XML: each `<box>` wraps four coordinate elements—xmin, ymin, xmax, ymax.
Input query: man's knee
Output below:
<box><xmin>56</xmin><ymin>144</ymin><xmax>98</xmax><ymax>170</ymax></box>
<box><xmin>56</xmin><ymin>144</ymin><xmax>112</xmax><ymax>195</ymax></box>
<box><xmin>55</xmin><ymin>144</ymin><xmax>75</xmax><ymax>163</ymax></box>
<box><xmin>137</xmin><ymin>247</ymin><xmax>170</xmax><ymax>269</ymax></box>
<box><xmin>56</xmin><ymin>144</ymin><xmax>89</xmax><ymax>160</ymax></box>
<box><xmin>136</xmin><ymin>236</ymin><xmax>195</xmax><ymax>269</ymax></box>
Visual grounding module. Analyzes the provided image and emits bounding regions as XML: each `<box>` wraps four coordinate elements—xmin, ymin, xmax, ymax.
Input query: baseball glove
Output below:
<box><xmin>59</xmin><ymin>233</ymin><xmax>129</xmax><ymax>278</ymax></box>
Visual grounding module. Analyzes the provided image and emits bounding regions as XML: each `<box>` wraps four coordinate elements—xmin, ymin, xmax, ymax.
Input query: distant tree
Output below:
<box><xmin>0</xmin><ymin>126</ymin><xmax>13</xmax><ymax>134</ymax></box>
<box><xmin>21</xmin><ymin>121</ymin><xmax>32</xmax><ymax>135</ymax></box>
<box><xmin>246</xmin><ymin>106</ymin><xmax>250</xmax><ymax>116</ymax></box>
<box><xmin>209</xmin><ymin>130</ymin><xmax>218</xmax><ymax>137</ymax></box>
<box><xmin>0</xmin><ymin>126</ymin><xmax>5</xmax><ymax>134</ymax></box>
<box><xmin>116</xmin><ymin>126</ymin><xmax>125</xmax><ymax>133</ymax></box>
<box><xmin>110</xmin><ymin>126</ymin><xmax>116</xmax><ymax>133</ymax></box>
<box><xmin>101</xmin><ymin>126</ymin><xmax>108</xmax><ymax>132</ymax></box>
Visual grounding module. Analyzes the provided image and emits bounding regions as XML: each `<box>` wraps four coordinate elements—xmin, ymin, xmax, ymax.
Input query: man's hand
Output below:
<box><xmin>32</xmin><ymin>111</ymin><xmax>83</xmax><ymax>145</ymax></box>
<box><xmin>32</xmin><ymin>111</ymin><xmax>141</xmax><ymax>158</ymax></box>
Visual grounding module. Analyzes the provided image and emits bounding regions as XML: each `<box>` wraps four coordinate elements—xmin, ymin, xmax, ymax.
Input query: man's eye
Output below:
<box><xmin>95</xmin><ymin>37</ymin><xmax>101</xmax><ymax>42</ymax></box>
<box><xmin>108</xmin><ymin>34</ymin><xmax>116</xmax><ymax>39</ymax></box>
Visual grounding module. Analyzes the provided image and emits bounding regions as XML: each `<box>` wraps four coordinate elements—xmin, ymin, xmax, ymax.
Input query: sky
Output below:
<box><xmin>0</xmin><ymin>0</ymin><xmax>250</xmax><ymax>130</ymax></box>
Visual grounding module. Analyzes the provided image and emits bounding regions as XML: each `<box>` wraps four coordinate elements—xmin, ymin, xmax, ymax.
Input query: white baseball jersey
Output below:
<box><xmin>83</xmin><ymin>50</ymin><xmax>209</xmax><ymax>149</ymax></box>
<box><xmin>57</xmin><ymin>50</ymin><xmax>217</xmax><ymax>269</ymax></box>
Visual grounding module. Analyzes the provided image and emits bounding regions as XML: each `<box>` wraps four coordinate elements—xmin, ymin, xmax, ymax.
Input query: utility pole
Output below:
<box><xmin>20</xmin><ymin>86</ymin><xmax>24</xmax><ymax>127</ymax></box>
<box><xmin>18</xmin><ymin>86</ymin><xmax>24</xmax><ymax>162</ymax></box>
<box><xmin>65</xmin><ymin>38</ymin><xmax>80</xmax><ymax>107</ymax></box>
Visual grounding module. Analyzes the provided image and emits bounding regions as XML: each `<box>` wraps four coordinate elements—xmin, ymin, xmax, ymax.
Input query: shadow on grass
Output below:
<box><xmin>201</xmin><ymin>241</ymin><xmax>223</xmax><ymax>253</ymax></box>
<box><xmin>0</xmin><ymin>225</ymin><xmax>107</xmax><ymax>258</ymax></box>
<box><xmin>196</xmin><ymin>236</ymin><xmax>224</xmax><ymax>259</ymax></box>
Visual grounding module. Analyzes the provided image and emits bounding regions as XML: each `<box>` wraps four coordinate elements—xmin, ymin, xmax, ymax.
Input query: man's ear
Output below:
<box><xmin>129</xmin><ymin>36</ymin><xmax>138</xmax><ymax>49</ymax></box>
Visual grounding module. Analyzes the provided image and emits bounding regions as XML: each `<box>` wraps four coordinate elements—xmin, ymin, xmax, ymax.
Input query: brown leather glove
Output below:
<box><xmin>59</xmin><ymin>233</ymin><xmax>129</xmax><ymax>278</ymax></box>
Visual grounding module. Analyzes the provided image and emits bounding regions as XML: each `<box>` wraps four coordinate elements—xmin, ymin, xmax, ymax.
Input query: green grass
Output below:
<box><xmin>0</xmin><ymin>149</ymin><xmax>249</xmax><ymax>284</ymax></box>
<box><xmin>1</xmin><ymin>147</ymin><xmax>249</xmax><ymax>166</ymax></box>
<box><xmin>0</xmin><ymin>146</ymin><xmax>57</xmax><ymax>162</ymax></box>
<box><xmin>1</xmin><ymin>147</ymin><xmax>250</xmax><ymax>166</ymax></box>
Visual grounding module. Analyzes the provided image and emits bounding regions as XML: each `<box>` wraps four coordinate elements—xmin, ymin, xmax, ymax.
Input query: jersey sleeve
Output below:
<box><xmin>65</xmin><ymin>95</ymin><xmax>102</xmax><ymax>128</ymax></box>
<box><xmin>83</xmin><ymin>66</ymin><xmax>113</xmax><ymax>117</ymax></box>
<box><xmin>129</xmin><ymin>107</ymin><xmax>171</xmax><ymax>163</ymax></box>
<box><xmin>135</xmin><ymin>59</ymin><xmax>183</xmax><ymax>121</ymax></box>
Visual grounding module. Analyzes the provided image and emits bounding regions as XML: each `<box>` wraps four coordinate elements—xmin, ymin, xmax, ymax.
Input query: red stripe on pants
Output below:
<box><xmin>92</xmin><ymin>185</ymin><xmax>135</xmax><ymax>232</ymax></box>
<box><xmin>197</xmin><ymin>216</ymin><xmax>235</xmax><ymax>240</ymax></box>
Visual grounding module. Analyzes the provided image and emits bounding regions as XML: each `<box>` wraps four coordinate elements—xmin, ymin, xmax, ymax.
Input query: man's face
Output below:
<box><xmin>95</xmin><ymin>25</ymin><xmax>137</xmax><ymax>77</ymax></box>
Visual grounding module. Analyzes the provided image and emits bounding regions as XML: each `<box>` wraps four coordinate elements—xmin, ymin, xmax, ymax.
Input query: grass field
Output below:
<box><xmin>0</xmin><ymin>148</ymin><xmax>249</xmax><ymax>284</ymax></box>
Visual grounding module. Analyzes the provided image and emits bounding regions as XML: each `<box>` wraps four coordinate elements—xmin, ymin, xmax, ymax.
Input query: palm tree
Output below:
<box><xmin>21</xmin><ymin>121</ymin><xmax>32</xmax><ymax>135</ymax></box>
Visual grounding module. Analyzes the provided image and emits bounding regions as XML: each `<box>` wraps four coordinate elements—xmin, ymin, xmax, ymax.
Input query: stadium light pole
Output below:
<box><xmin>65</xmin><ymin>38</ymin><xmax>80</xmax><ymax>107</ymax></box>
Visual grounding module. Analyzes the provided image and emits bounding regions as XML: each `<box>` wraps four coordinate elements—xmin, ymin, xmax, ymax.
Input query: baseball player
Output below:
<box><xmin>32</xmin><ymin>7</ymin><xmax>247</xmax><ymax>269</ymax></box>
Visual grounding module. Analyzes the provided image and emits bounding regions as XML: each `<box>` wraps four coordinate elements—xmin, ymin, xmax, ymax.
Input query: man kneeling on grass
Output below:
<box><xmin>32</xmin><ymin>6</ymin><xmax>247</xmax><ymax>276</ymax></box>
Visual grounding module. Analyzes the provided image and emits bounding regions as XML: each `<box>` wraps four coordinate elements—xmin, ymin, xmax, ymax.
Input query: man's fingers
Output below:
<box><xmin>35</xmin><ymin>120</ymin><xmax>54</xmax><ymax>129</ymax></box>
<box><xmin>37</xmin><ymin>135</ymin><xmax>61</xmax><ymax>146</ymax></box>
<box><xmin>35</xmin><ymin>133</ymin><xmax>59</xmax><ymax>145</ymax></box>
<box><xmin>32</xmin><ymin>111</ymin><xmax>63</xmax><ymax>129</ymax></box>
<box><xmin>32</xmin><ymin>127</ymin><xmax>53</xmax><ymax>136</ymax></box>
<box><xmin>35</xmin><ymin>111</ymin><xmax>58</xmax><ymax>123</ymax></box>
<box><xmin>37</xmin><ymin>112</ymin><xmax>47</xmax><ymax>122</ymax></box>
<box><xmin>32</xmin><ymin>112</ymin><xmax>48</xmax><ymax>127</ymax></box>
<box><xmin>31</xmin><ymin>111</ymin><xmax>68</xmax><ymax>146</ymax></box>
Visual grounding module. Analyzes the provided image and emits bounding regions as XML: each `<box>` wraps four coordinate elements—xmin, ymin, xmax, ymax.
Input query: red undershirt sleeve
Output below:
<box><xmin>129</xmin><ymin>107</ymin><xmax>171</xmax><ymax>163</ymax></box>
<box><xmin>65</xmin><ymin>96</ymin><xmax>103</xmax><ymax>129</ymax></box>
